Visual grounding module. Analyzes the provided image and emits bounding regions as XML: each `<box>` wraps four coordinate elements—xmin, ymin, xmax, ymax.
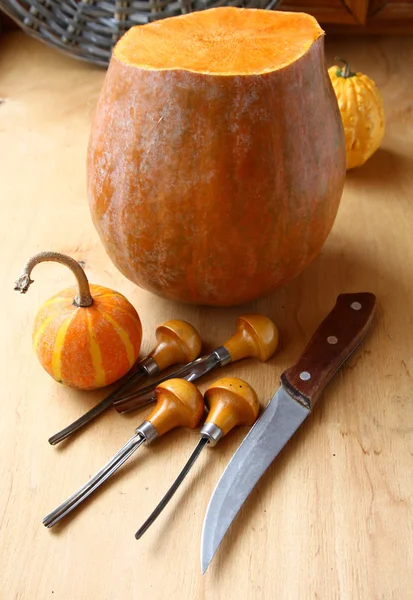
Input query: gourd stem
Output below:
<box><xmin>14</xmin><ymin>251</ymin><xmax>93</xmax><ymax>307</ymax></box>
<box><xmin>335</xmin><ymin>56</ymin><xmax>355</xmax><ymax>79</ymax></box>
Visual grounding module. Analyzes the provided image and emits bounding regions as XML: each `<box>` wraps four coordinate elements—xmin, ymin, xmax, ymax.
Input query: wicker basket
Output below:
<box><xmin>0</xmin><ymin>0</ymin><xmax>281</xmax><ymax>67</ymax></box>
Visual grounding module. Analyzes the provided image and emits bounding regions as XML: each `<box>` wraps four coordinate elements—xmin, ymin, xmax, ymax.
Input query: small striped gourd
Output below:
<box><xmin>14</xmin><ymin>252</ymin><xmax>142</xmax><ymax>390</ymax></box>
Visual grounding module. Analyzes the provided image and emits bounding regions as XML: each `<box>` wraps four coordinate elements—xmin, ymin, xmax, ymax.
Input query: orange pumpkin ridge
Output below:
<box><xmin>88</xmin><ymin>8</ymin><xmax>346</xmax><ymax>306</ymax></box>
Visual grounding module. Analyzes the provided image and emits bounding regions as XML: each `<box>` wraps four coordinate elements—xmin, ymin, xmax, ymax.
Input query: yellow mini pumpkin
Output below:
<box><xmin>328</xmin><ymin>58</ymin><xmax>385</xmax><ymax>169</ymax></box>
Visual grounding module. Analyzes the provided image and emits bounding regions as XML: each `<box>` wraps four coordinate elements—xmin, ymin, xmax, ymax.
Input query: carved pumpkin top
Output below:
<box><xmin>114</xmin><ymin>7</ymin><xmax>324</xmax><ymax>76</ymax></box>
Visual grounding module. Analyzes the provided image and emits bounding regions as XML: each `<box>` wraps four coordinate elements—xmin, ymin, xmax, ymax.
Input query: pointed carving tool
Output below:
<box><xmin>48</xmin><ymin>320</ymin><xmax>202</xmax><ymax>445</ymax></box>
<box><xmin>200</xmin><ymin>292</ymin><xmax>376</xmax><ymax>573</ymax></box>
<box><xmin>43</xmin><ymin>379</ymin><xmax>204</xmax><ymax>528</ymax></box>
<box><xmin>135</xmin><ymin>377</ymin><xmax>259</xmax><ymax>539</ymax></box>
<box><xmin>113</xmin><ymin>314</ymin><xmax>279</xmax><ymax>413</ymax></box>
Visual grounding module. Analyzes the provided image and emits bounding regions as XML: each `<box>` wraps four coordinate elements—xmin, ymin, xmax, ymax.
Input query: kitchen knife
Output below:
<box><xmin>201</xmin><ymin>292</ymin><xmax>376</xmax><ymax>573</ymax></box>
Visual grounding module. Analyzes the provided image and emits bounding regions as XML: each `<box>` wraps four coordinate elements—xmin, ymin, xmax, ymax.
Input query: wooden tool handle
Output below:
<box><xmin>146</xmin><ymin>379</ymin><xmax>204</xmax><ymax>437</ymax></box>
<box><xmin>281</xmin><ymin>293</ymin><xmax>376</xmax><ymax>409</ymax></box>
<box><xmin>223</xmin><ymin>315</ymin><xmax>279</xmax><ymax>363</ymax></box>
<box><xmin>204</xmin><ymin>377</ymin><xmax>260</xmax><ymax>437</ymax></box>
<box><xmin>149</xmin><ymin>320</ymin><xmax>202</xmax><ymax>371</ymax></box>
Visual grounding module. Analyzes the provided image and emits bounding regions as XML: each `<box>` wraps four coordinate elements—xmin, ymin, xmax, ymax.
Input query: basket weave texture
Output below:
<box><xmin>0</xmin><ymin>1</ymin><xmax>281</xmax><ymax>66</ymax></box>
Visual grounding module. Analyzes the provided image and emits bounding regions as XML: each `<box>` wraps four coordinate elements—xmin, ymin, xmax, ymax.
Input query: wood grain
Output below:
<box><xmin>281</xmin><ymin>0</ymin><xmax>361</xmax><ymax>26</ymax></box>
<box><xmin>280</xmin><ymin>0</ymin><xmax>369</xmax><ymax>25</ymax></box>
<box><xmin>0</xmin><ymin>31</ymin><xmax>412</xmax><ymax>600</ymax></box>
<box><xmin>344</xmin><ymin>0</ymin><xmax>370</xmax><ymax>23</ymax></box>
<box><xmin>280</xmin><ymin>1</ymin><xmax>413</xmax><ymax>32</ymax></box>
<box><xmin>323</xmin><ymin>0</ymin><xmax>413</xmax><ymax>32</ymax></box>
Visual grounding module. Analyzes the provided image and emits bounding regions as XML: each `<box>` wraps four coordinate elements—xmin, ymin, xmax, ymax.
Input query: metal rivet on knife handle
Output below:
<box><xmin>113</xmin><ymin>314</ymin><xmax>279</xmax><ymax>414</ymax></box>
<box><xmin>48</xmin><ymin>320</ymin><xmax>202</xmax><ymax>445</ymax></box>
<box><xmin>135</xmin><ymin>377</ymin><xmax>259</xmax><ymax>540</ymax></box>
<box><xmin>42</xmin><ymin>379</ymin><xmax>204</xmax><ymax>528</ymax></box>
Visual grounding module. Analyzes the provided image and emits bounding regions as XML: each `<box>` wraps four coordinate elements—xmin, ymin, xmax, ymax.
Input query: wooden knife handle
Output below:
<box><xmin>280</xmin><ymin>293</ymin><xmax>376</xmax><ymax>409</ymax></box>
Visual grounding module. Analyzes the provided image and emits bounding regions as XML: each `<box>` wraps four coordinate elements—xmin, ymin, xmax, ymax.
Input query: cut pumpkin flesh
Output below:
<box><xmin>114</xmin><ymin>8</ymin><xmax>324</xmax><ymax>75</ymax></box>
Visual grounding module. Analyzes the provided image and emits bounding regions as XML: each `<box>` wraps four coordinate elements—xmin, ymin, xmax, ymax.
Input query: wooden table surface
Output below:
<box><xmin>1</xmin><ymin>30</ymin><xmax>412</xmax><ymax>600</ymax></box>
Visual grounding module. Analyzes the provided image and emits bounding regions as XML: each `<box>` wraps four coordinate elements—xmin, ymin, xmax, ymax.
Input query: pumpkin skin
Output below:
<box><xmin>328</xmin><ymin>61</ymin><xmax>385</xmax><ymax>169</ymax></box>
<box><xmin>87</xmin><ymin>8</ymin><xmax>346</xmax><ymax>307</ymax></box>
<box><xmin>33</xmin><ymin>284</ymin><xmax>142</xmax><ymax>390</ymax></box>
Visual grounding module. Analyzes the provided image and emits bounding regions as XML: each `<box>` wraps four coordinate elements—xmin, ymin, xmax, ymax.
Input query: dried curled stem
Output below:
<box><xmin>334</xmin><ymin>57</ymin><xmax>356</xmax><ymax>79</ymax></box>
<box><xmin>14</xmin><ymin>251</ymin><xmax>93</xmax><ymax>307</ymax></box>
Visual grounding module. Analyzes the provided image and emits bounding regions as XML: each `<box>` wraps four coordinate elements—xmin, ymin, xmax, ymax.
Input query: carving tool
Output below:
<box><xmin>43</xmin><ymin>379</ymin><xmax>204</xmax><ymax>528</ymax></box>
<box><xmin>201</xmin><ymin>292</ymin><xmax>376</xmax><ymax>573</ymax></box>
<box><xmin>48</xmin><ymin>320</ymin><xmax>202</xmax><ymax>445</ymax></box>
<box><xmin>114</xmin><ymin>314</ymin><xmax>279</xmax><ymax>413</ymax></box>
<box><xmin>135</xmin><ymin>377</ymin><xmax>259</xmax><ymax>539</ymax></box>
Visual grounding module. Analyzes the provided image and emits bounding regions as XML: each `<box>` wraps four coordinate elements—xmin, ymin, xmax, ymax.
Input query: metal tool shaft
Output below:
<box><xmin>115</xmin><ymin>348</ymin><xmax>231</xmax><ymax>413</ymax></box>
<box><xmin>135</xmin><ymin>437</ymin><xmax>209</xmax><ymax>539</ymax></box>
<box><xmin>119</xmin><ymin>355</ymin><xmax>220</xmax><ymax>403</ymax></box>
<box><xmin>48</xmin><ymin>365</ymin><xmax>150</xmax><ymax>445</ymax></box>
<box><xmin>43</xmin><ymin>433</ymin><xmax>145</xmax><ymax>528</ymax></box>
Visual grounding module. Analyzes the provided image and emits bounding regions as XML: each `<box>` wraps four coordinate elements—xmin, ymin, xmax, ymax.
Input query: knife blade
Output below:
<box><xmin>200</xmin><ymin>292</ymin><xmax>376</xmax><ymax>573</ymax></box>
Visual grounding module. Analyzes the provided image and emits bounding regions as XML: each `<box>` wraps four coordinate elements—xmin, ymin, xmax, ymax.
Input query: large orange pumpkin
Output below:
<box><xmin>87</xmin><ymin>8</ymin><xmax>346</xmax><ymax>307</ymax></box>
